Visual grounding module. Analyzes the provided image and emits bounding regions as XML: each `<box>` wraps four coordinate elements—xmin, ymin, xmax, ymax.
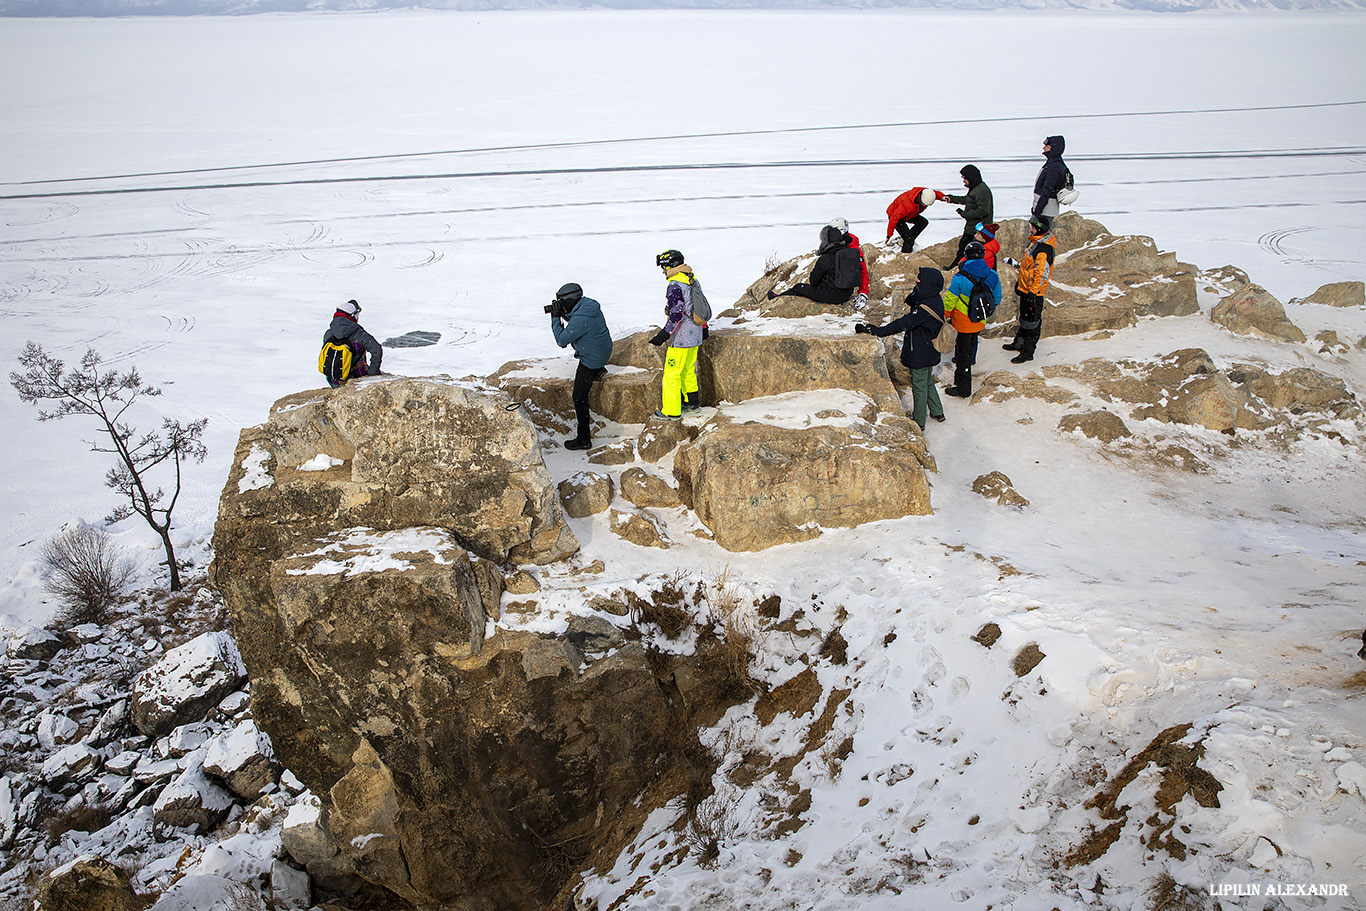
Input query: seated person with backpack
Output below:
<box><xmin>768</xmin><ymin>224</ymin><xmax>862</xmax><ymax>306</ymax></box>
<box><xmin>320</xmin><ymin>299</ymin><xmax>383</xmax><ymax>388</ymax></box>
<box><xmin>943</xmin><ymin>242</ymin><xmax>1001</xmax><ymax>399</ymax></box>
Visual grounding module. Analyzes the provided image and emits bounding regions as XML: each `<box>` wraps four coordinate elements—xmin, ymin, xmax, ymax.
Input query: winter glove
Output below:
<box><xmin>702</xmin><ymin>325</ymin><xmax>710</xmax><ymax>340</ymax></box>
<box><xmin>854</xmin><ymin>323</ymin><xmax>872</xmax><ymax>334</ymax></box>
<box><xmin>956</xmin><ymin>208</ymin><xmax>966</xmax><ymax>218</ymax></box>
<box><xmin>854</xmin><ymin>293</ymin><xmax>868</xmax><ymax>308</ymax></box>
<box><xmin>648</xmin><ymin>328</ymin><xmax>670</xmax><ymax>347</ymax></box>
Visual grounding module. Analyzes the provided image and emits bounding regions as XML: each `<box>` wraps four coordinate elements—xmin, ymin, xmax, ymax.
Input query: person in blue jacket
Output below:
<box><xmin>942</xmin><ymin>242</ymin><xmax>1001</xmax><ymax>398</ymax></box>
<box><xmin>549</xmin><ymin>282</ymin><xmax>614</xmax><ymax>450</ymax></box>
<box><xmin>855</xmin><ymin>266</ymin><xmax>947</xmax><ymax>429</ymax></box>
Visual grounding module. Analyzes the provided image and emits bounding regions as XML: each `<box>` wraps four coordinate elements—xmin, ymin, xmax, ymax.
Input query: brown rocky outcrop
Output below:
<box><xmin>558</xmin><ymin>471</ymin><xmax>615</xmax><ymax>518</ymax></box>
<box><xmin>34</xmin><ymin>857</ymin><xmax>145</xmax><ymax>911</ymax></box>
<box><xmin>620</xmin><ymin>467</ymin><xmax>683</xmax><ymax>509</ymax></box>
<box><xmin>1211</xmin><ymin>285</ymin><xmax>1306</xmax><ymax>343</ymax></box>
<box><xmin>1292</xmin><ymin>280</ymin><xmax>1365</xmax><ymax>308</ymax></box>
<box><xmin>211</xmin><ymin>380</ymin><xmax>751</xmax><ymax>911</ymax></box>
<box><xmin>673</xmin><ymin>401</ymin><xmax>933</xmax><ymax>551</ymax></box>
<box><xmin>491</xmin><ymin>361</ymin><xmax>661</xmax><ymax>429</ymax></box>
<box><xmin>1059</xmin><ymin>411</ymin><xmax>1133</xmax><ymax>443</ymax></box>
<box><xmin>972</xmin><ymin>472</ymin><xmax>1029</xmax><ymax>508</ymax></box>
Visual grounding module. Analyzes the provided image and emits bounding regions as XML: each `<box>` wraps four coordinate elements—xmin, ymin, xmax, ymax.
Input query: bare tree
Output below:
<box><xmin>40</xmin><ymin>524</ymin><xmax>135</xmax><ymax>625</ymax></box>
<box><xmin>11</xmin><ymin>343</ymin><xmax>207</xmax><ymax>591</ymax></box>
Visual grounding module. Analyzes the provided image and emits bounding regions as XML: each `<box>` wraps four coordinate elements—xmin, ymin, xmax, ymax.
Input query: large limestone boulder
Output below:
<box><xmin>673</xmin><ymin>392</ymin><xmax>933</xmax><ymax>551</ymax></box>
<box><xmin>490</xmin><ymin>360</ymin><xmax>661</xmax><ymax>428</ymax></box>
<box><xmin>1292</xmin><ymin>280</ymin><xmax>1364</xmax><ymax>308</ymax></box>
<box><xmin>1211</xmin><ymin>285</ymin><xmax>1306</xmax><ymax>343</ymax></box>
<box><xmin>211</xmin><ymin>377</ymin><xmax>577</xmax><ymax>570</ymax></box>
<box><xmin>610</xmin><ymin>329</ymin><xmax>904</xmax><ymax>417</ymax></box>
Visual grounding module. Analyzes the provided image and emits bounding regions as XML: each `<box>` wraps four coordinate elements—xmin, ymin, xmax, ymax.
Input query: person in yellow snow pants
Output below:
<box><xmin>648</xmin><ymin>249</ymin><xmax>705</xmax><ymax>420</ymax></box>
<box><xmin>661</xmin><ymin>344</ymin><xmax>699</xmax><ymax>418</ymax></box>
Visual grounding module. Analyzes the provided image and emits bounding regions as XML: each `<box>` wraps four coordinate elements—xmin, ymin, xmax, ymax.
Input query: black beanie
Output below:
<box><xmin>960</xmin><ymin>165</ymin><xmax>982</xmax><ymax>186</ymax></box>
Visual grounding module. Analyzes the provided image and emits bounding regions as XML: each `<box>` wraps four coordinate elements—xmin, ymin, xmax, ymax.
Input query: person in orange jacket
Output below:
<box><xmin>1003</xmin><ymin>216</ymin><xmax>1057</xmax><ymax>364</ymax></box>
<box><xmin>885</xmin><ymin>187</ymin><xmax>945</xmax><ymax>253</ymax></box>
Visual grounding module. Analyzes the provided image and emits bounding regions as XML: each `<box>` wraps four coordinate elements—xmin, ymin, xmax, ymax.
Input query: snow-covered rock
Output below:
<box><xmin>151</xmin><ymin>752</ymin><xmax>234</xmax><ymax>835</ymax></box>
<box><xmin>40</xmin><ymin>744</ymin><xmax>100</xmax><ymax>787</ymax></box>
<box><xmin>36</xmin><ymin>711</ymin><xmax>80</xmax><ymax>750</ymax></box>
<box><xmin>131</xmin><ymin>632</ymin><xmax>246</xmax><ymax>738</ymax></box>
<box><xmin>8</xmin><ymin>628</ymin><xmax>62</xmax><ymax>661</ymax></box>
<box><xmin>203</xmin><ymin>720</ymin><xmax>276</xmax><ymax>800</ymax></box>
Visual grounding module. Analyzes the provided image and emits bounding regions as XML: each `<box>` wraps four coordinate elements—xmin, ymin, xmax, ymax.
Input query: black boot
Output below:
<box><xmin>1002</xmin><ymin>340</ymin><xmax>1021</xmax><ymax>351</ymax></box>
<box><xmin>683</xmin><ymin>392</ymin><xmax>700</xmax><ymax>413</ymax></box>
<box><xmin>564</xmin><ymin>437</ymin><xmax>592</xmax><ymax>451</ymax></box>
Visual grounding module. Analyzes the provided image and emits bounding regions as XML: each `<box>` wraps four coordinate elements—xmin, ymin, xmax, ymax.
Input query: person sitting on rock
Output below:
<box><xmin>549</xmin><ymin>282</ymin><xmax>613</xmax><ymax>450</ymax></box>
<box><xmin>648</xmin><ymin>249</ymin><xmax>704</xmax><ymax>421</ymax></box>
<box><xmin>943</xmin><ymin>241</ymin><xmax>1000</xmax><ymax>398</ymax></box>
<box><xmin>855</xmin><ymin>266</ymin><xmax>947</xmax><ymax>429</ymax></box>
<box><xmin>1003</xmin><ymin>216</ymin><xmax>1056</xmax><ymax>364</ymax></box>
<box><xmin>943</xmin><ymin>165</ymin><xmax>994</xmax><ymax>269</ymax></box>
<box><xmin>768</xmin><ymin>224</ymin><xmax>862</xmax><ymax>306</ymax></box>
<box><xmin>323</xmin><ymin>299</ymin><xmax>383</xmax><ymax>387</ymax></box>
<box><xmin>829</xmin><ymin>217</ymin><xmax>871</xmax><ymax>308</ymax></box>
<box><xmin>885</xmin><ymin>187</ymin><xmax>945</xmax><ymax>254</ymax></box>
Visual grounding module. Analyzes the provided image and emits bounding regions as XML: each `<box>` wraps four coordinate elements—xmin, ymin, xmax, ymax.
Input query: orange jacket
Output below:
<box><xmin>885</xmin><ymin>187</ymin><xmax>945</xmax><ymax>238</ymax></box>
<box><xmin>1016</xmin><ymin>231</ymin><xmax>1057</xmax><ymax>296</ymax></box>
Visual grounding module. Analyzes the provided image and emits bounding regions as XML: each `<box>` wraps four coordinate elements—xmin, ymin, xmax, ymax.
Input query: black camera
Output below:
<box><xmin>545</xmin><ymin>300</ymin><xmax>566</xmax><ymax>319</ymax></box>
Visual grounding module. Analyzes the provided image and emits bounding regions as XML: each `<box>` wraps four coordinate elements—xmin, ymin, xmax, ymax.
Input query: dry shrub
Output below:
<box><xmin>44</xmin><ymin>803</ymin><xmax>113</xmax><ymax>846</ymax></box>
<box><xmin>703</xmin><ymin>567</ymin><xmax>763</xmax><ymax>693</ymax></box>
<box><xmin>625</xmin><ymin>573</ymin><xmax>690</xmax><ymax>639</ymax></box>
<box><xmin>684</xmin><ymin>794</ymin><xmax>739</xmax><ymax>870</ymax></box>
<box><xmin>40</xmin><ymin>524</ymin><xmax>134</xmax><ymax>625</ymax></box>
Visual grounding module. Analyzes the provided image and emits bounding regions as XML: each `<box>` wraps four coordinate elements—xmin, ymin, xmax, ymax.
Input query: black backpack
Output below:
<box><xmin>966</xmin><ymin>276</ymin><xmax>998</xmax><ymax>324</ymax></box>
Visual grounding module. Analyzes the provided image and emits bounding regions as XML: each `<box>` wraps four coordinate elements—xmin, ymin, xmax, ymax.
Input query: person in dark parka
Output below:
<box><xmin>769</xmin><ymin>224</ymin><xmax>862</xmax><ymax>305</ymax></box>
<box><xmin>944</xmin><ymin>165</ymin><xmax>994</xmax><ymax>268</ymax></box>
<box><xmin>549</xmin><ymin>282</ymin><xmax>614</xmax><ymax>450</ymax></box>
<box><xmin>324</xmin><ymin>299</ymin><xmax>383</xmax><ymax>386</ymax></box>
<box><xmin>855</xmin><ymin>267</ymin><xmax>947</xmax><ymax>429</ymax></box>
<box><xmin>1031</xmin><ymin>135</ymin><xmax>1069</xmax><ymax>230</ymax></box>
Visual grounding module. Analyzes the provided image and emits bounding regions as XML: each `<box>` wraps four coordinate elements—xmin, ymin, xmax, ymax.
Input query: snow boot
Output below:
<box><xmin>683</xmin><ymin>392</ymin><xmax>700</xmax><ymax>413</ymax></box>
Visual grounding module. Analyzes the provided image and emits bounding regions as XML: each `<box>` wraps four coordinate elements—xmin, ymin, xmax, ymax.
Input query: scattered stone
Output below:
<box><xmin>203</xmin><ymin>719</ymin><xmax>277</xmax><ymax>800</ymax></box>
<box><xmin>972</xmin><ymin>623</ymin><xmax>1002</xmax><ymax>648</ymax></box>
<box><xmin>637</xmin><ymin>417</ymin><xmax>696</xmax><ymax>463</ymax></box>
<box><xmin>1012</xmin><ymin>643</ymin><xmax>1046</xmax><ymax>677</ymax></box>
<box><xmin>972</xmin><ymin>472</ymin><xmax>1029</xmax><ymax>508</ymax></box>
<box><xmin>557</xmin><ymin>471</ymin><xmax>615</xmax><ymax>518</ymax></box>
<box><xmin>41</xmin><ymin>743</ymin><xmax>101</xmax><ymax>787</ymax></box>
<box><xmin>8</xmin><ymin>628</ymin><xmax>62</xmax><ymax>662</ymax></box>
<box><xmin>131</xmin><ymin>631</ymin><xmax>247</xmax><ymax>738</ymax></box>
<box><xmin>36</xmin><ymin>711</ymin><xmax>80</xmax><ymax>750</ymax></box>
<box><xmin>564</xmin><ymin>615</ymin><xmax>626</xmax><ymax>654</ymax></box>
<box><xmin>609</xmin><ymin>507</ymin><xmax>670</xmax><ymax>549</ymax></box>
<box><xmin>587</xmin><ymin>439</ymin><xmax>636</xmax><ymax>465</ymax></box>
<box><xmin>503</xmin><ymin>570</ymin><xmax>541</xmax><ymax>595</ymax></box>
<box><xmin>1058</xmin><ymin>411</ymin><xmax>1132</xmax><ymax>443</ymax></box>
<box><xmin>1292</xmin><ymin>280</ymin><xmax>1364</xmax><ymax>308</ymax></box>
<box><xmin>1314</xmin><ymin>330</ymin><xmax>1349</xmax><ymax>354</ymax></box>
<box><xmin>619</xmin><ymin>467</ymin><xmax>682</xmax><ymax>509</ymax></box>
<box><xmin>152</xmin><ymin>755</ymin><xmax>235</xmax><ymax>834</ymax></box>
<box><xmin>1211</xmin><ymin>285</ymin><xmax>1306</xmax><ymax>343</ymax></box>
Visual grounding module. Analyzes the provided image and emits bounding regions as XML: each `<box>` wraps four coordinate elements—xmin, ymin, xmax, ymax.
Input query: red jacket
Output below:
<box><xmin>982</xmin><ymin>237</ymin><xmax>1000</xmax><ymax>270</ymax></box>
<box><xmin>886</xmin><ymin>187</ymin><xmax>945</xmax><ymax>239</ymax></box>
<box><xmin>847</xmin><ymin>232</ymin><xmax>870</xmax><ymax>295</ymax></box>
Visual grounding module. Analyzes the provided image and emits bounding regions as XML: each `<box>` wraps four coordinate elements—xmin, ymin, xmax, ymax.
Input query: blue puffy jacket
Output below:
<box><xmin>551</xmin><ymin>296</ymin><xmax>613</xmax><ymax>369</ymax></box>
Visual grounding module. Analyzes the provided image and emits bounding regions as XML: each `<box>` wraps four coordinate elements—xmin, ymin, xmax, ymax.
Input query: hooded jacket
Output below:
<box><xmin>944</xmin><ymin>258</ymin><xmax>1001</xmax><ymax>333</ymax></box>
<box><xmin>867</xmin><ymin>267</ymin><xmax>946</xmax><ymax>369</ymax></box>
<box><xmin>808</xmin><ymin>225</ymin><xmax>863</xmax><ymax>295</ymax></box>
<box><xmin>885</xmin><ymin>187</ymin><xmax>945</xmax><ymax>239</ymax></box>
<box><xmin>551</xmin><ymin>295</ymin><xmax>614</xmax><ymax>368</ymax></box>
<box><xmin>662</xmin><ymin>265</ymin><xmax>705</xmax><ymax>349</ymax></box>
<box><xmin>1032</xmin><ymin>135</ymin><xmax>1069</xmax><ymax>219</ymax></box>
<box><xmin>325</xmin><ymin>311</ymin><xmax>383</xmax><ymax>375</ymax></box>
<box><xmin>846</xmin><ymin>231</ymin><xmax>870</xmax><ymax>296</ymax></box>
<box><xmin>946</xmin><ymin>166</ymin><xmax>994</xmax><ymax>226</ymax></box>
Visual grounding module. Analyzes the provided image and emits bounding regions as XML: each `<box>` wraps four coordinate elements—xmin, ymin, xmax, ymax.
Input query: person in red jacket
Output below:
<box><xmin>974</xmin><ymin>223</ymin><xmax>1001</xmax><ymax>270</ymax></box>
<box><xmin>829</xmin><ymin>217</ymin><xmax>870</xmax><ymax>307</ymax></box>
<box><xmin>885</xmin><ymin>187</ymin><xmax>945</xmax><ymax>253</ymax></box>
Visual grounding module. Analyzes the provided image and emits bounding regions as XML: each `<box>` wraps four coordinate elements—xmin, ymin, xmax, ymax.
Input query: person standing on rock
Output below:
<box><xmin>649</xmin><ymin>249</ymin><xmax>704</xmax><ymax>421</ymax></box>
<box><xmin>885</xmin><ymin>187</ymin><xmax>945</xmax><ymax>254</ymax></box>
<box><xmin>323</xmin><ymin>299</ymin><xmax>383</xmax><ymax>387</ymax></box>
<box><xmin>975</xmin><ymin>222</ymin><xmax>1000</xmax><ymax>270</ymax></box>
<box><xmin>855</xmin><ymin>266</ymin><xmax>947</xmax><ymax>429</ymax></box>
<box><xmin>767</xmin><ymin>224</ymin><xmax>862</xmax><ymax>306</ymax></box>
<box><xmin>1031</xmin><ymin>135</ymin><xmax>1069</xmax><ymax>231</ymax></box>
<box><xmin>943</xmin><ymin>240</ymin><xmax>1000</xmax><ymax>398</ymax></box>
<box><xmin>1003</xmin><ymin>216</ymin><xmax>1056</xmax><ymax>364</ymax></box>
<box><xmin>549</xmin><ymin>282</ymin><xmax>613</xmax><ymax>450</ymax></box>
<box><xmin>943</xmin><ymin>165</ymin><xmax>993</xmax><ymax>269</ymax></box>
